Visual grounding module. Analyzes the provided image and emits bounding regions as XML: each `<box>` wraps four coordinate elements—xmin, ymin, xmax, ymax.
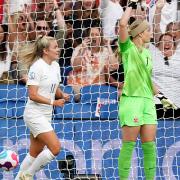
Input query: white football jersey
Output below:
<box><xmin>25</xmin><ymin>58</ymin><xmax>61</xmax><ymax>114</ymax></box>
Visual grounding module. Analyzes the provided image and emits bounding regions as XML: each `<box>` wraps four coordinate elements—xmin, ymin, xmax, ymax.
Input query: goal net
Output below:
<box><xmin>0</xmin><ymin>0</ymin><xmax>180</xmax><ymax>179</ymax></box>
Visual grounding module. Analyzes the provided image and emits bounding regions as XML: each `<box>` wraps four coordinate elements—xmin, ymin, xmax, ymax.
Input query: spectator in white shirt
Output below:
<box><xmin>150</xmin><ymin>33</ymin><xmax>180</xmax><ymax>117</ymax></box>
<box><xmin>99</xmin><ymin>0</ymin><xmax>123</xmax><ymax>40</ymax></box>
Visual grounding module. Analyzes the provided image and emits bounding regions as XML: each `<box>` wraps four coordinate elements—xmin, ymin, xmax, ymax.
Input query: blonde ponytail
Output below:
<box><xmin>18</xmin><ymin>36</ymin><xmax>56</xmax><ymax>68</ymax></box>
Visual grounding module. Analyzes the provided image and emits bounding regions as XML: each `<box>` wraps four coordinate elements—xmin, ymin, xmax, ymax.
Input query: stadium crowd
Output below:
<box><xmin>0</xmin><ymin>0</ymin><xmax>180</xmax><ymax>114</ymax></box>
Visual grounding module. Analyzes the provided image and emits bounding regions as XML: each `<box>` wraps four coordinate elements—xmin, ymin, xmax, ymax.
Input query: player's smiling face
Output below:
<box><xmin>46</xmin><ymin>40</ymin><xmax>60</xmax><ymax>61</ymax></box>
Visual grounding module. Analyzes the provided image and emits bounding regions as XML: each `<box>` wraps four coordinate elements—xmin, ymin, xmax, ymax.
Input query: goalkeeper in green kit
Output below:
<box><xmin>118</xmin><ymin>1</ymin><xmax>178</xmax><ymax>180</ymax></box>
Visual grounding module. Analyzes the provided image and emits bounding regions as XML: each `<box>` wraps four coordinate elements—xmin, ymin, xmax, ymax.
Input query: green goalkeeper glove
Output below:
<box><xmin>156</xmin><ymin>92</ymin><xmax>178</xmax><ymax>111</ymax></box>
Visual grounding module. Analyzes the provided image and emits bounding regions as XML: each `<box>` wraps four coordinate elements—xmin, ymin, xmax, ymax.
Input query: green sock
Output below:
<box><xmin>118</xmin><ymin>141</ymin><xmax>136</xmax><ymax>180</ymax></box>
<box><xmin>142</xmin><ymin>141</ymin><xmax>156</xmax><ymax>180</ymax></box>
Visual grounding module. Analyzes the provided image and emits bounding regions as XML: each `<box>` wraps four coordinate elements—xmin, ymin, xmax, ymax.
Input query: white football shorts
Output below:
<box><xmin>23</xmin><ymin>108</ymin><xmax>53</xmax><ymax>138</ymax></box>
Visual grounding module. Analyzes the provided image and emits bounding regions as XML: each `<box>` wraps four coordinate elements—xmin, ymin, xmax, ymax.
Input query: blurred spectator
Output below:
<box><xmin>0</xmin><ymin>24</ymin><xmax>12</xmax><ymax>82</ymax></box>
<box><xmin>31</xmin><ymin>1</ymin><xmax>47</xmax><ymax>20</ymax></box>
<box><xmin>18</xmin><ymin>0</ymin><xmax>66</xmax><ymax>84</ymax></box>
<box><xmin>59</xmin><ymin>0</ymin><xmax>101</xmax><ymax>68</ymax></box>
<box><xmin>67</xmin><ymin>26</ymin><xmax>118</xmax><ymax>101</ymax></box>
<box><xmin>147</xmin><ymin>0</ymin><xmax>180</xmax><ymax>117</ymax></box>
<box><xmin>108</xmin><ymin>19</ymin><xmax>124</xmax><ymax>95</ymax></box>
<box><xmin>59</xmin><ymin>24</ymin><xmax>73</xmax><ymax>68</ymax></box>
<box><xmin>17</xmin><ymin>18</ymin><xmax>51</xmax><ymax>85</ymax></box>
<box><xmin>132</xmin><ymin>1</ymin><xmax>147</xmax><ymax>20</ymax></box>
<box><xmin>119</xmin><ymin>0</ymin><xmax>127</xmax><ymax>9</ymax></box>
<box><xmin>153</xmin><ymin>0</ymin><xmax>178</xmax><ymax>44</ymax></box>
<box><xmin>99</xmin><ymin>0</ymin><xmax>123</xmax><ymax>41</ymax></box>
<box><xmin>4</xmin><ymin>0</ymin><xmax>34</xmax><ymax>82</ymax></box>
<box><xmin>149</xmin><ymin>0</ymin><xmax>177</xmax><ymax>33</ymax></box>
<box><xmin>108</xmin><ymin>38</ymin><xmax>124</xmax><ymax>96</ymax></box>
<box><xmin>166</xmin><ymin>21</ymin><xmax>180</xmax><ymax>48</ymax></box>
<box><xmin>72</xmin><ymin>0</ymin><xmax>101</xmax><ymax>46</ymax></box>
<box><xmin>8</xmin><ymin>0</ymin><xmax>32</xmax><ymax>15</ymax></box>
<box><xmin>44</xmin><ymin>0</ymin><xmax>66</xmax><ymax>50</ymax></box>
<box><xmin>31</xmin><ymin>0</ymin><xmax>55</xmax><ymax>20</ymax></box>
<box><xmin>34</xmin><ymin>18</ymin><xmax>50</xmax><ymax>37</ymax></box>
<box><xmin>0</xmin><ymin>0</ymin><xmax>4</xmax><ymax>23</ymax></box>
<box><xmin>158</xmin><ymin>33</ymin><xmax>176</xmax><ymax>57</ymax></box>
<box><xmin>150</xmin><ymin>32</ymin><xmax>180</xmax><ymax>117</ymax></box>
<box><xmin>158</xmin><ymin>0</ymin><xmax>177</xmax><ymax>32</ymax></box>
<box><xmin>59</xmin><ymin>0</ymin><xmax>74</xmax><ymax>67</ymax></box>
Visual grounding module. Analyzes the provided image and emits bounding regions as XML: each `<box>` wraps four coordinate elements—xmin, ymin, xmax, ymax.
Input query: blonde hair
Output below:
<box><xmin>18</xmin><ymin>36</ymin><xmax>56</xmax><ymax>68</ymax></box>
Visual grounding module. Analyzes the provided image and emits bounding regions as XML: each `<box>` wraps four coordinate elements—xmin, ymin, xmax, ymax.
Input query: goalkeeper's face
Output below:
<box><xmin>141</xmin><ymin>27</ymin><xmax>152</xmax><ymax>43</ymax></box>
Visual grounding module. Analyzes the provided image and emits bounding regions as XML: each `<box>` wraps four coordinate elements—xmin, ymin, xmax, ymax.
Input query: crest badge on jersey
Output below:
<box><xmin>133</xmin><ymin>117</ymin><xmax>139</xmax><ymax>123</ymax></box>
<box><xmin>29</xmin><ymin>72</ymin><xmax>35</xmax><ymax>80</ymax></box>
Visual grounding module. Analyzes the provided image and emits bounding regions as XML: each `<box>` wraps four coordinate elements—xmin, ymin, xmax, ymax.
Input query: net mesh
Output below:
<box><xmin>0</xmin><ymin>0</ymin><xmax>180</xmax><ymax>179</ymax></box>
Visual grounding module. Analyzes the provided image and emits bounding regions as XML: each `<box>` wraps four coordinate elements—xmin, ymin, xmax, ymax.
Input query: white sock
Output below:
<box><xmin>26</xmin><ymin>149</ymin><xmax>55</xmax><ymax>176</ymax></box>
<box><xmin>15</xmin><ymin>153</ymin><xmax>35</xmax><ymax>180</ymax></box>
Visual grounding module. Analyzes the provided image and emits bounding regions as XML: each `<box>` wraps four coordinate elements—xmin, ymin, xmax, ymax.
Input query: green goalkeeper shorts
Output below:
<box><xmin>118</xmin><ymin>95</ymin><xmax>157</xmax><ymax>127</ymax></box>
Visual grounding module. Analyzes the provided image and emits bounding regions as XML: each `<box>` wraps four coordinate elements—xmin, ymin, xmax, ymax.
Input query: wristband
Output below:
<box><xmin>50</xmin><ymin>99</ymin><xmax>54</xmax><ymax>105</ymax></box>
<box><xmin>155</xmin><ymin>92</ymin><xmax>167</xmax><ymax>100</ymax></box>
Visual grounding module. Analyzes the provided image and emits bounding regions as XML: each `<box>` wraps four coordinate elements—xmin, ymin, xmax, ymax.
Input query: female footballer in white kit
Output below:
<box><xmin>15</xmin><ymin>36</ymin><xmax>70</xmax><ymax>180</ymax></box>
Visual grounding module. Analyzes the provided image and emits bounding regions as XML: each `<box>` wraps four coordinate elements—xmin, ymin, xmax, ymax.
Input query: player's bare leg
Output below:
<box><xmin>20</xmin><ymin>131</ymin><xmax>60</xmax><ymax>178</ymax></box>
<box><xmin>15</xmin><ymin>134</ymin><xmax>45</xmax><ymax>180</ymax></box>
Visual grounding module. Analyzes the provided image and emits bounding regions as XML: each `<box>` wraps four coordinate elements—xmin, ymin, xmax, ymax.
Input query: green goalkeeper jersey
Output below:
<box><xmin>119</xmin><ymin>38</ymin><xmax>153</xmax><ymax>99</ymax></box>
